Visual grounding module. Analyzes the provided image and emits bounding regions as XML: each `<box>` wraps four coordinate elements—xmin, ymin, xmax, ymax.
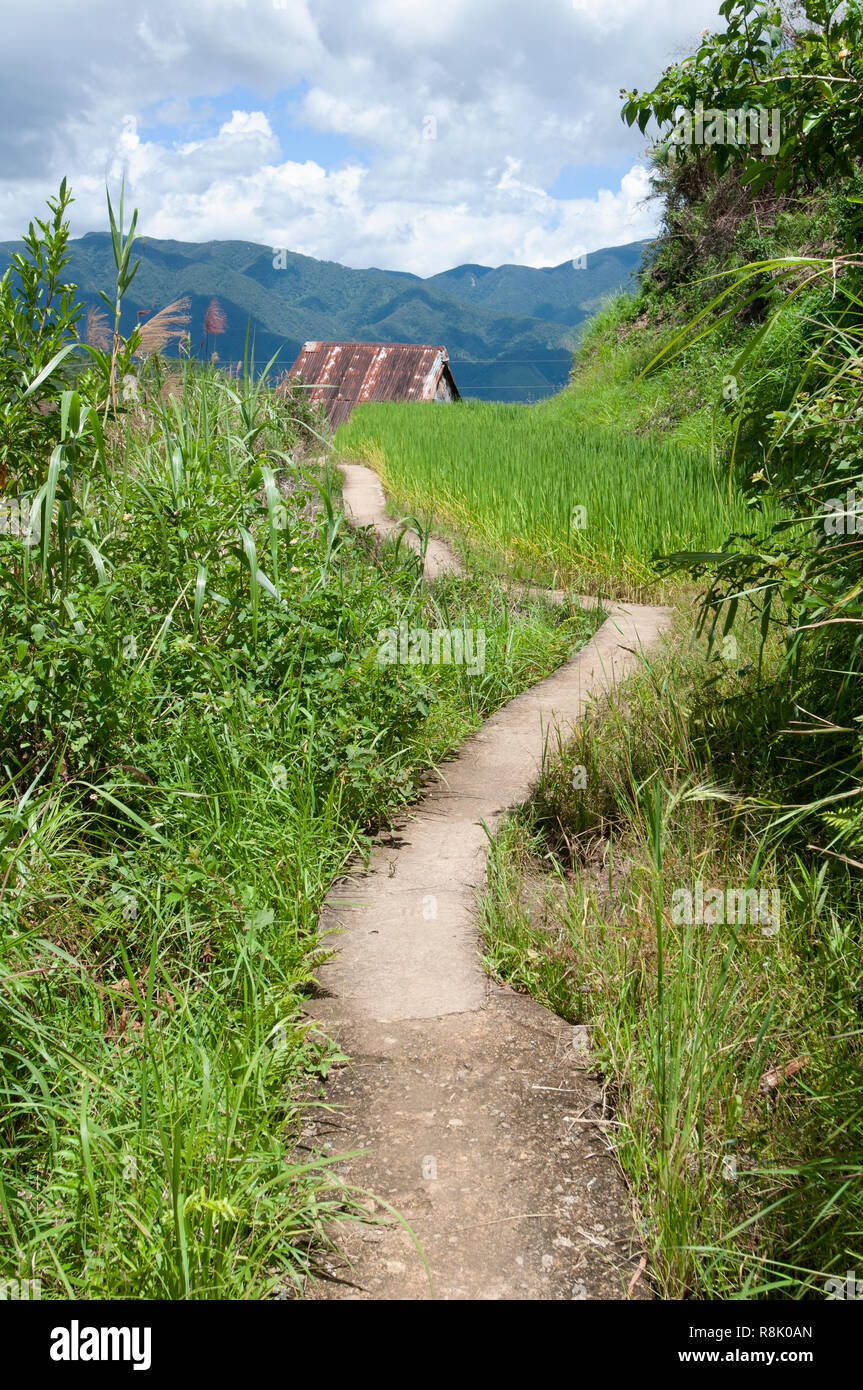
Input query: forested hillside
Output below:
<box><xmin>0</xmin><ymin>232</ymin><xmax>646</xmax><ymax>400</ymax></box>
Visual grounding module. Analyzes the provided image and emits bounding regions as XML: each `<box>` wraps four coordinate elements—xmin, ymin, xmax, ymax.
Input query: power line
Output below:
<box><xmin>450</xmin><ymin>364</ymin><xmax>572</xmax><ymax>369</ymax></box>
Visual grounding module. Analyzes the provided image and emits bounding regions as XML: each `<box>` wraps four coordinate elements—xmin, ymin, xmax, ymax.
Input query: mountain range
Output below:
<box><xmin>0</xmin><ymin>232</ymin><xmax>650</xmax><ymax>401</ymax></box>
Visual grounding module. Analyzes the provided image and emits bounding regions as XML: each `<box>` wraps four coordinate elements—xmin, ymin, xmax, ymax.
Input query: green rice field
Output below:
<box><xmin>336</xmin><ymin>399</ymin><xmax>775</xmax><ymax>596</ymax></box>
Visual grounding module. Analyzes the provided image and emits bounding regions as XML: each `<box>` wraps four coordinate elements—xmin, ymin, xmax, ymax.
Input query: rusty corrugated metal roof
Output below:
<box><xmin>278</xmin><ymin>341</ymin><xmax>459</xmax><ymax>427</ymax></box>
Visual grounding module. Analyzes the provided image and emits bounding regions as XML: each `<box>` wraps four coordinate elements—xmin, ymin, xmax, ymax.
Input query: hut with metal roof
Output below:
<box><xmin>279</xmin><ymin>341</ymin><xmax>460</xmax><ymax>427</ymax></box>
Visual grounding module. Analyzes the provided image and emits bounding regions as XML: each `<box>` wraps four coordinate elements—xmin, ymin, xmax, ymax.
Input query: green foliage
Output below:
<box><xmin>0</xmin><ymin>179</ymin><xmax>81</xmax><ymax>488</ymax></box>
<box><xmin>594</xmin><ymin>1</ymin><xmax>863</xmax><ymax>1294</ymax></box>
<box><xmin>611</xmin><ymin>1</ymin><xmax>863</xmax><ymax>853</ymax></box>
<box><xmin>615</xmin><ymin>1</ymin><xmax>863</xmax><ymax>446</ymax></box>
<box><xmin>623</xmin><ymin>0</ymin><xmax>863</xmax><ymax>195</ymax></box>
<box><xmin>0</xmin><ymin>187</ymin><xmax>602</xmax><ymax>1297</ymax></box>
<box><xmin>652</xmin><ymin>256</ymin><xmax>863</xmax><ymax>849</ymax></box>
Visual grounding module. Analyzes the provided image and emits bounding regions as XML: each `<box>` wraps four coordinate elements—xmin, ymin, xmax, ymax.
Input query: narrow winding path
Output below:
<box><xmin>304</xmin><ymin>462</ymin><xmax>672</xmax><ymax>1300</ymax></box>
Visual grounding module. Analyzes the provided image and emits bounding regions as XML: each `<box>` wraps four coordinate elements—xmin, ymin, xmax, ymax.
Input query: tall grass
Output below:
<box><xmin>336</xmin><ymin>399</ymin><xmax>777</xmax><ymax>597</ymax></box>
<box><xmin>0</xmin><ymin>323</ymin><xmax>599</xmax><ymax>1294</ymax></box>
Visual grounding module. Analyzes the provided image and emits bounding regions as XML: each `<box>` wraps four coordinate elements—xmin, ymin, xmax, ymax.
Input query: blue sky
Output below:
<box><xmin>139</xmin><ymin>82</ymin><xmax>372</xmax><ymax>171</ymax></box>
<box><xmin>1</xmin><ymin>0</ymin><xmax>723</xmax><ymax>275</ymax></box>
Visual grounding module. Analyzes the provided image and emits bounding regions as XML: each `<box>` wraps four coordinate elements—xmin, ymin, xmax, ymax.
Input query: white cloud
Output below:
<box><xmin>219</xmin><ymin>110</ymin><xmax>273</xmax><ymax>138</ymax></box>
<box><xmin>0</xmin><ymin>0</ymin><xmax>722</xmax><ymax>273</ymax></box>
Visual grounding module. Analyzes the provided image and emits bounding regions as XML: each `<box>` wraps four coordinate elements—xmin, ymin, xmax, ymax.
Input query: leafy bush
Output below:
<box><xmin>0</xmin><ymin>179</ymin><xmax>80</xmax><ymax>491</ymax></box>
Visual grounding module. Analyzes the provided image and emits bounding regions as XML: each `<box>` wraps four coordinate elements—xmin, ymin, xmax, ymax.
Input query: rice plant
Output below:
<box><xmin>336</xmin><ymin>399</ymin><xmax>778</xmax><ymax>598</ymax></box>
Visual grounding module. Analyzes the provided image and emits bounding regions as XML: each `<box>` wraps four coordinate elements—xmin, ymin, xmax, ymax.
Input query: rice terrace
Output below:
<box><xmin>0</xmin><ymin>0</ymin><xmax>861</xmax><ymax>1356</ymax></box>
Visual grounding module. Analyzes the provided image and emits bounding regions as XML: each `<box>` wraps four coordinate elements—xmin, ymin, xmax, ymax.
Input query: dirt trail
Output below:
<box><xmin>304</xmin><ymin>462</ymin><xmax>672</xmax><ymax>1300</ymax></box>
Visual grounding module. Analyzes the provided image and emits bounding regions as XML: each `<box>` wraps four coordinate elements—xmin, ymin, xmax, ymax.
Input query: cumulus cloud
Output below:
<box><xmin>0</xmin><ymin>0</ymin><xmax>721</xmax><ymax>273</ymax></box>
<box><xmin>219</xmin><ymin>111</ymin><xmax>274</xmax><ymax>138</ymax></box>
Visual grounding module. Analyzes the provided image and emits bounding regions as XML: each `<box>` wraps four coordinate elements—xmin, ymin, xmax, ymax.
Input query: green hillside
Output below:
<box><xmin>427</xmin><ymin>240</ymin><xmax>646</xmax><ymax>325</ymax></box>
<box><xmin>0</xmin><ymin>231</ymin><xmax>648</xmax><ymax>400</ymax></box>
